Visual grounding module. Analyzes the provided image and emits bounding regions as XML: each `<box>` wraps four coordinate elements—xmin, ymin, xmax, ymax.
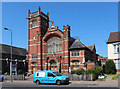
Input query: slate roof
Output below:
<box><xmin>107</xmin><ymin>31</ymin><xmax>120</xmax><ymax>44</ymax></box>
<box><xmin>69</xmin><ymin>38</ymin><xmax>86</xmax><ymax>49</ymax></box>
<box><xmin>0</xmin><ymin>44</ymin><xmax>28</xmax><ymax>56</ymax></box>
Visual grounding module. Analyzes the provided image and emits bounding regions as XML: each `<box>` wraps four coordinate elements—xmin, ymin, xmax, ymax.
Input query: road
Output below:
<box><xmin>1</xmin><ymin>80</ymin><xmax>98</xmax><ymax>87</ymax></box>
<box><xmin>1</xmin><ymin>81</ymin><xmax>119</xmax><ymax>89</ymax></box>
<box><xmin>0</xmin><ymin>75</ymin><xmax>119</xmax><ymax>88</ymax></box>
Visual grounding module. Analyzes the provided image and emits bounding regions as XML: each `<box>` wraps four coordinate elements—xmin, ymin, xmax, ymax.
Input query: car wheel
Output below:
<box><xmin>36</xmin><ymin>80</ymin><xmax>40</xmax><ymax>85</ymax></box>
<box><xmin>56</xmin><ymin>80</ymin><xmax>61</xmax><ymax>85</ymax></box>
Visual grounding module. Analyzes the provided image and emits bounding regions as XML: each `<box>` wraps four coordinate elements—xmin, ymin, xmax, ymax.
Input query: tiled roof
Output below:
<box><xmin>0</xmin><ymin>44</ymin><xmax>28</xmax><ymax>56</ymax></box>
<box><xmin>69</xmin><ymin>38</ymin><xmax>86</xmax><ymax>49</ymax></box>
<box><xmin>86</xmin><ymin>45</ymin><xmax>95</xmax><ymax>51</ymax></box>
<box><xmin>107</xmin><ymin>31</ymin><xmax>120</xmax><ymax>44</ymax></box>
<box><xmin>98</xmin><ymin>57</ymin><xmax>108</xmax><ymax>59</ymax></box>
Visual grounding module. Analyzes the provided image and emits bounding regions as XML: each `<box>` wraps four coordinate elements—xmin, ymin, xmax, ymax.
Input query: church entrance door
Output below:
<box><xmin>49</xmin><ymin>59</ymin><xmax>57</xmax><ymax>71</ymax></box>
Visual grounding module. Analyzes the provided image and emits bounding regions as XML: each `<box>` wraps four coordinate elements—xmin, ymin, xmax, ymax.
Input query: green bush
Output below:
<box><xmin>95</xmin><ymin>66</ymin><xmax>103</xmax><ymax>75</ymax></box>
<box><xmin>71</xmin><ymin>69</ymin><xmax>84</xmax><ymax>75</ymax></box>
<box><xmin>71</xmin><ymin>66</ymin><xmax>103</xmax><ymax>81</ymax></box>
<box><xmin>84</xmin><ymin>66</ymin><xmax>103</xmax><ymax>81</ymax></box>
<box><xmin>92</xmin><ymin>73</ymin><xmax>98</xmax><ymax>81</ymax></box>
<box><xmin>84</xmin><ymin>68</ymin><xmax>94</xmax><ymax>74</ymax></box>
<box><xmin>76</xmin><ymin>69</ymin><xmax>84</xmax><ymax>75</ymax></box>
<box><xmin>105</xmin><ymin>60</ymin><xmax>116</xmax><ymax>74</ymax></box>
<box><xmin>71</xmin><ymin>70</ymin><xmax>76</xmax><ymax>74</ymax></box>
<box><xmin>93</xmin><ymin>66</ymin><xmax>103</xmax><ymax>80</ymax></box>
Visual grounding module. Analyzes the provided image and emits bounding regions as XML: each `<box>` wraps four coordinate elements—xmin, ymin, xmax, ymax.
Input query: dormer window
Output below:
<box><xmin>31</xmin><ymin>19</ymin><xmax>38</xmax><ymax>28</ymax></box>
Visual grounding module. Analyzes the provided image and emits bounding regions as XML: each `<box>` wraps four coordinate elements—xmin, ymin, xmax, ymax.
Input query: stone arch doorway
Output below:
<box><xmin>49</xmin><ymin>59</ymin><xmax>57</xmax><ymax>71</ymax></box>
<box><xmin>71</xmin><ymin>60</ymin><xmax>80</xmax><ymax>70</ymax></box>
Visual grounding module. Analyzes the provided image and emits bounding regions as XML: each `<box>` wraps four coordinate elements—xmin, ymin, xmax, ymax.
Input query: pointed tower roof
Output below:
<box><xmin>69</xmin><ymin>38</ymin><xmax>86</xmax><ymax>49</ymax></box>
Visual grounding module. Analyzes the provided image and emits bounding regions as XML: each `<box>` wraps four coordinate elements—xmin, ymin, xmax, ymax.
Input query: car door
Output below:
<box><xmin>47</xmin><ymin>72</ymin><xmax>56</xmax><ymax>83</ymax></box>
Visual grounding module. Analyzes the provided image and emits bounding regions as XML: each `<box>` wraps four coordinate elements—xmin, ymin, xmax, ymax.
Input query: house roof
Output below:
<box><xmin>86</xmin><ymin>45</ymin><xmax>95</xmax><ymax>52</ymax></box>
<box><xmin>107</xmin><ymin>31</ymin><xmax>120</xmax><ymax>44</ymax></box>
<box><xmin>98</xmin><ymin>57</ymin><xmax>108</xmax><ymax>59</ymax></box>
<box><xmin>69</xmin><ymin>38</ymin><xmax>86</xmax><ymax>49</ymax></box>
<box><xmin>0</xmin><ymin>44</ymin><xmax>28</xmax><ymax>56</ymax></box>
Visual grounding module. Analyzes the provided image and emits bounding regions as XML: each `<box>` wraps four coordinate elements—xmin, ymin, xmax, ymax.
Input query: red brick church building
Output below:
<box><xmin>27</xmin><ymin>6</ymin><xmax>98</xmax><ymax>74</ymax></box>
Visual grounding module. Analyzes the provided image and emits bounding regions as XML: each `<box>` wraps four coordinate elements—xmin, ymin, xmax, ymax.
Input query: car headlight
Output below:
<box><xmin>63</xmin><ymin>78</ymin><xmax>66</xmax><ymax>80</ymax></box>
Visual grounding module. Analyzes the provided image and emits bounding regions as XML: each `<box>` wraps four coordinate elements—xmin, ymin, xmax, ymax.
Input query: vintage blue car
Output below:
<box><xmin>33</xmin><ymin>70</ymin><xmax>69</xmax><ymax>85</ymax></box>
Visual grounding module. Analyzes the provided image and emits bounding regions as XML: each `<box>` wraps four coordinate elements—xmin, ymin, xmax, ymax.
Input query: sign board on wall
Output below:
<box><xmin>69</xmin><ymin>67</ymin><xmax>71</xmax><ymax>73</ymax></box>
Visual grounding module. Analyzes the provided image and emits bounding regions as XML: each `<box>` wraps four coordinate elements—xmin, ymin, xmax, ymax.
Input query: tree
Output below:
<box><xmin>98</xmin><ymin>56</ymin><xmax>103</xmax><ymax>58</ymax></box>
<box><xmin>105</xmin><ymin>60</ymin><xmax>116</xmax><ymax>74</ymax></box>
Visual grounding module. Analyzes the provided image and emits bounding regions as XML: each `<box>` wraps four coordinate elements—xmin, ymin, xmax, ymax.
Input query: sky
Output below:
<box><xmin>2</xmin><ymin>2</ymin><xmax>118</xmax><ymax>57</ymax></box>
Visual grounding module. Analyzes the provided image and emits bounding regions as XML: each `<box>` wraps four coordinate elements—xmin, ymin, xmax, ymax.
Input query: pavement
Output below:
<box><xmin>0</xmin><ymin>75</ymin><xmax>119</xmax><ymax>88</ymax></box>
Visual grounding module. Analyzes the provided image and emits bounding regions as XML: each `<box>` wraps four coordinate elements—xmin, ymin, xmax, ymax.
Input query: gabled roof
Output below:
<box><xmin>69</xmin><ymin>38</ymin><xmax>86</xmax><ymax>49</ymax></box>
<box><xmin>0</xmin><ymin>44</ymin><xmax>28</xmax><ymax>56</ymax></box>
<box><xmin>86</xmin><ymin>45</ymin><xmax>95</xmax><ymax>52</ymax></box>
<box><xmin>107</xmin><ymin>31</ymin><xmax>120</xmax><ymax>44</ymax></box>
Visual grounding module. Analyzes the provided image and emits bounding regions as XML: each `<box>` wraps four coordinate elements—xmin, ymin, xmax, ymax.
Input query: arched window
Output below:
<box><xmin>47</xmin><ymin>37</ymin><xmax>62</xmax><ymax>54</ymax></box>
<box><xmin>74</xmin><ymin>53</ymin><xmax>76</xmax><ymax>56</ymax></box>
<box><xmin>31</xmin><ymin>19</ymin><xmax>38</xmax><ymax>28</ymax></box>
<box><xmin>72</xmin><ymin>53</ymin><xmax>74</xmax><ymax>56</ymax></box>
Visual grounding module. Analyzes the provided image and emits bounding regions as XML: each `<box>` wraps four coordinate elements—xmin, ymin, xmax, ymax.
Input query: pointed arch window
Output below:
<box><xmin>47</xmin><ymin>37</ymin><xmax>62</xmax><ymax>54</ymax></box>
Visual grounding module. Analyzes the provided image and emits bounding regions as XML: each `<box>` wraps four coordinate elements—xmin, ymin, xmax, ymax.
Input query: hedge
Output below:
<box><xmin>71</xmin><ymin>66</ymin><xmax>103</xmax><ymax>81</ymax></box>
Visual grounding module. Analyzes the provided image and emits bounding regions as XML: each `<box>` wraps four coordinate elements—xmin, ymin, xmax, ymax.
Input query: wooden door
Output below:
<box><xmin>51</xmin><ymin>66</ymin><xmax>57</xmax><ymax>71</ymax></box>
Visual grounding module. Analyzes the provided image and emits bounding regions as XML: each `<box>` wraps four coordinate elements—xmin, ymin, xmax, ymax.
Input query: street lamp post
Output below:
<box><xmin>4</xmin><ymin>28</ymin><xmax>13</xmax><ymax>82</ymax></box>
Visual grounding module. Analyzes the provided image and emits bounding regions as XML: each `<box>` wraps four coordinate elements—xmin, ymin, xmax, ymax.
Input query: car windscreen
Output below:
<box><xmin>53</xmin><ymin>72</ymin><xmax>62</xmax><ymax>76</ymax></box>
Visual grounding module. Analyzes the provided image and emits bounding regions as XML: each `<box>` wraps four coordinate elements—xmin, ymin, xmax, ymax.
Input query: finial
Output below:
<box><xmin>52</xmin><ymin>21</ymin><xmax>54</xmax><ymax>24</ymax></box>
<box><xmin>28</xmin><ymin>9</ymin><xmax>30</xmax><ymax>13</ymax></box>
<box><xmin>39</xmin><ymin>6</ymin><xmax>41</xmax><ymax>10</ymax></box>
<box><xmin>47</xmin><ymin>12</ymin><xmax>49</xmax><ymax>18</ymax></box>
<box><xmin>77</xmin><ymin>37</ymin><xmax>79</xmax><ymax>41</ymax></box>
<box><xmin>47</xmin><ymin>12</ymin><xmax>49</xmax><ymax>15</ymax></box>
<box><xmin>76</xmin><ymin>37</ymin><xmax>80</xmax><ymax>42</ymax></box>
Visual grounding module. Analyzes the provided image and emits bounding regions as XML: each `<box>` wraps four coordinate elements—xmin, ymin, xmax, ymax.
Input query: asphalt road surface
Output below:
<box><xmin>0</xmin><ymin>80</ymin><xmax>119</xmax><ymax>89</ymax></box>
<box><xmin>0</xmin><ymin>75</ymin><xmax>119</xmax><ymax>89</ymax></box>
<box><xmin>1</xmin><ymin>81</ymin><xmax>97</xmax><ymax>87</ymax></box>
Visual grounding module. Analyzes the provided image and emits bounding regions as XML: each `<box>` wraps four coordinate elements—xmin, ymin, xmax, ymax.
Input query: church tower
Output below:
<box><xmin>27</xmin><ymin>6</ymin><xmax>49</xmax><ymax>74</ymax></box>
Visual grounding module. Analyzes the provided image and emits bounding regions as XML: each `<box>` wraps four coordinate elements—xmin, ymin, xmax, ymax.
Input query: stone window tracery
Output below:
<box><xmin>47</xmin><ymin>37</ymin><xmax>62</xmax><ymax>54</ymax></box>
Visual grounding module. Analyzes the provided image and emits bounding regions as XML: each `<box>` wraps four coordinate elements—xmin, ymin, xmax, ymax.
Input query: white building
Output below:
<box><xmin>107</xmin><ymin>31</ymin><xmax>120</xmax><ymax>72</ymax></box>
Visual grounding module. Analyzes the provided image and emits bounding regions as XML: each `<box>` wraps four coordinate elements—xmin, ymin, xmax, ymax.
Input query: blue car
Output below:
<box><xmin>33</xmin><ymin>70</ymin><xmax>69</xmax><ymax>85</ymax></box>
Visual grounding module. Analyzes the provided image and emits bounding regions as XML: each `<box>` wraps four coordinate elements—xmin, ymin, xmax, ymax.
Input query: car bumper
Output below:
<box><xmin>61</xmin><ymin>79</ymin><xmax>69</xmax><ymax>84</ymax></box>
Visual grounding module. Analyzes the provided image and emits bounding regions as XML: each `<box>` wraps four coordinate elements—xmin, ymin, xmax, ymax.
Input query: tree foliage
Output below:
<box><xmin>105</xmin><ymin>60</ymin><xmax>116</xmax><ymax>74</ymax></box>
